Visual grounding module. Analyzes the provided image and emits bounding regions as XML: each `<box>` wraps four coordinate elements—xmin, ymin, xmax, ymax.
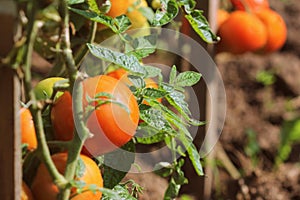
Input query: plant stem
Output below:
<box><xmin>23</xmin><ymin>0</ymin><xmax>67</xmax><ymax>190</ymax></box>
<box><xmin>74</xmin><ymin>21</ymin><xmax>97</xmax><ymax>66</ymax></box>
<box><xmin>58</xmin><ymin>0</ymin><xmax>91</xmax><ymax>199</ymax></box>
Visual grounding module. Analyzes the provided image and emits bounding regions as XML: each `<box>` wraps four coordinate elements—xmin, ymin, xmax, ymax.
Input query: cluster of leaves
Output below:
<box><xmin>87</xmin><ymin>37</ymin><xmax>204</xmax><ymax>198</ymax></box>
<box><xmin>69</xmin><ymin>0</ymin><xmax>218</xmax><ymax>43</ymax></box>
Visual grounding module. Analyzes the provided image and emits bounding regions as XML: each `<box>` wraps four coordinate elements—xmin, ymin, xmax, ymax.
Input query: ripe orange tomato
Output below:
<box><xmin>107</xmin><ymin>68</ymin><xmax>161</xmax><ymax>104</ymax></box>
<box><xmin>21</xmin><ymin>181</ymin><xmax>34</xmax><ymax>200</ymax></box>
<box><xmin>216</xmin><ymin>11</ymin><xmax>267</xmax><ymax>54</ymax></box>
<box><xmin>98</xmin><ymin>0</ymin><xmax>148</xmax><ymax>31</ymax></box>
<box><xmin>231</xmin><ymin>0</ymin><xmax>269</xmax><ymax>11</ymax></box>
<box><xmin>106</xmin><ymin>0</ymin><xmax>131</xmax><ymax>18</ymax></box>
<box><xmin>254</xmin><ymin>9</ymin><xmax>287</xmax><ymax>53</ymax></box>
<box><xmin>51</xmin><ymin>75</ymin><xmax>139</xmax><ymax>156</ymax></box>
<box><xmin>20</xmin><ymin>108</ymin><xmax>37</xmax><ymax>150</ymax></box>
<box><xmin>217</xmin><ymin>9</ymin><xmax>230</xmax><ymax>29</ymax></box>
<box><xmin>31</xmin><ymin>153</ymin><xmax>103</xmax><ymax>200</ymax></box>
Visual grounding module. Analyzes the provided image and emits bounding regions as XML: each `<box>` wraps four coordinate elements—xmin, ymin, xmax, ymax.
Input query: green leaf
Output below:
<box><xmin>185</xmin><ymin>10</ymin><xmax>219</xmax><ymax>43</ymax></box>
<box><xmin>128</xmin><ymin>75</ymin><xmax>146</xmax><ymax>88</ymax></box>
<box><xmin>179</xmin><ymin>133</ymin><xmax>204</xmax><ymax>175</ymax></box>
<box><xmin>87</xmin><ymin>0</ymin><xmax>101</xmax><ymax>14</ymax></box>
<box><xmin>75</xmin><ymin>157</ymin><xmax>86</xmax><ymax>178</ymax></box>
<box><xmin>177</xmin><ymin>0</ymin><xmax>196</xmax><ymax>13</ymax></box>
<box><xmin>99</xmin><ymin>0</ymin><xmax>111</xmax><ymax>14</ymax></box>
<box><xmin>164</xmin><ymin>177</ymin><xmax>181</xmax><ymax>200</ymax></box>
<box><xmin>113</xmin><ymin>15</ymin><xmax>131</xmax><ymax>33</ymax></box>
<box><xmin>139</xmin><ymin>107</ymin><xmax>174</xmax><ymax>133</ymax></box>
<box><xmin>100</xmin><ymin>187</ymin><xmax>126</xmax><ymax>200</ymax></box>
<box><xmin>152</xmin><ymin>0</ymin><xmax>179</xmax><ymax>26</ymax></box>
<box><xmin>281</xmin><ymin>117</ymin><xmax>300</xmax><ymax>142</ymax></box>
<box><xmin>126</xmin><ymin>35</ymin><xmax>157</xmax><ymax>59</ymax></box>
<box><xmin>135</xmin><ymin>124</ymin><xmax>167</xmax><ymax>144</ymax></box>
<box><xmin>69</xmin><ymin>8</ymin><xmax>116</xmax><ymax>31</ymax></box>
<box><xmin>67</xmin><ymin>0</ymin><xmax>85</xmax><ymax>5</ymax></box>
<box><xmin>173</xmin><ymin>160</ymin><xmax>188</xmax><ymax>185</ymax></box>
<box><xmin>87</xmin><ymin>43</ymin><xmax>147</xmax><ymax>76</ymax></box>
<box><xmin>175</xmin><ymin>71</ymin><xmax>201</xmax><ymax>87</ymax></box>
<box><xmin>143</xmin><ymin>88</ymin><xmax>167</xmax><ymax>99</ymax></box>
<box><xmin>276</xmin><ymin>117</ymin><xmax>300</xmax><ymax>164</ymax></box>
<box><xmin>154</xmin><ymin>162</ymin><xmax>173</xmax><ymax>177</ymax></box>
<box><xmin>143</xmin><ymin>65</ymin><xmax>161</xmax><ymax>78</ymax></box>
<box><xmin>102</xmin><ymin>185</ymin><xmax>137</xmax><ymax>200</ymax></box>
<box><xmin>164</xmin><ymin>85</ymin><xmax>191</xmax><ymax>116</ymax></box>
<box><xmin>103</xmin><ymin>141</ymin><xmax>135</xmax><ymax>189</ymax></box>
<box><xmin>169</xmin><ymin>65</ymin><xmax>177</xmax><ymax>85</ymax></box>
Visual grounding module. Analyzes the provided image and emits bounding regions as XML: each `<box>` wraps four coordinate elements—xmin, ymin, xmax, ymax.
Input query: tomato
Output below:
<box><xmin>230</xmin><ymin>0</ymin><xmax>269</xmax><ymax>11</ymax></box>
<box><xmin>107</xmin><ymin>68</ymin><xmax>161</xmax><ymax>104</ymax></box>
<box><xmin>21</xmin><ymin>181</ymin><xmax>34</xmax><ymax>200</ymax></box>
<box><xmin>98</xmin><ymin>0</ymin><xmax>149</xmax><ymax>31</ymax></box>
<box><xmin>20</xmin><ymin>108</ymin><xmax>37</xmax><ymax>150</ymax></box>
<box><xmin>217</xmin><ymin>9</ymin><xmax>230</xmax><ymax>28</ymax></box>
<box><xmin>34</xmin><ymin>77</ymin><xmax>65</xmax><ymax>100</ymax></box>
<box><xmin>106</xmin><ymin>0</ymin><xmax>131</xmax><ymax>18</ymax></box>
<box><xmin>51</xmin><ymin>75</ymin><xmax>139</xmax><ymax>156</ymax></box>
<box><xmin>254</xmin><ymin>9</ymin><xmax>287</xmax><ymax>53</ymax></box>
<box><xmin>31</xmin><ymin>153</ymin><xmax>103</xmax><ymax>200</ymax></box>
<box><xmin>216</xmin><ymin>11</ymin><xmax>267</xmax><ymax>54</ymax></box>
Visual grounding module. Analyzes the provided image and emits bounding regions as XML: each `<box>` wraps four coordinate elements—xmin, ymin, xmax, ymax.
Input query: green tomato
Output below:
<box><xmin>34</xmin><ymin>77</ymin><xmax>66</xmax><ymax>100</ymax></box>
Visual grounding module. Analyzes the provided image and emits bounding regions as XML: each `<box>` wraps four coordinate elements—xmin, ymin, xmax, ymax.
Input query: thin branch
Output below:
<box><xmin>74</xmin><ymin>21</ymin><xmax>97</xmax><ymax>66</ymax></box>
<box><xmin>22</xmin><ymin>0</ymin><xmax>67</xmax><ymax>190</ymax></box>
<box><xmin>58</xmin><ymin>0</ymin><xmax>91</xmax><ymax>199</ymax></box>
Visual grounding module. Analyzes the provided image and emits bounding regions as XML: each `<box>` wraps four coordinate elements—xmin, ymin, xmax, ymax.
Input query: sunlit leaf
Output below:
<box><xmin>152</xmin><ymin>0</ymin><xmax>179</xmax><ymax>26</ymax></box>
<box><xmin>87</xmin><ymin>43</ymin><xmax>147</xmax><ymax>75</ymax></box>
<box><xmin>185</xmin><ymin>10</ymin><xmax>219</xmax><ymax>43</ymax></box>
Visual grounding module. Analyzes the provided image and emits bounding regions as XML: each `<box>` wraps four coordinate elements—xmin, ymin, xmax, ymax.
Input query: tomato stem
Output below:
<box><xmin>74</xmin><ymin>21</ymin><xmax>97</xmax><ymax>67</ymax></box>
<box><xmin>58</xmin><ymin>0</ymin><xmax>92</xmax><ymax>199</ymax></box>
<box><xmin>22</xmin><ymin>0</ymin><xmax>68</xmax><ymax>191</ymax></box>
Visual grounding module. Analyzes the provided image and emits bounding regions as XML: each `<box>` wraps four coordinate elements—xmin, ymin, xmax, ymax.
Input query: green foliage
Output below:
<box><xmin>87</xmin><ymin>44</ymin><xmax>147</xmax><ymax>75</ymax></box>
<box><xmin>152</xmin><ymin>0</ymin><xmax>179</xmax><ymax>26</ymax></box>
<box><xmin>102</xmin><ymin>184</ymin><xmax>138</xmax><ymax>200</ymax></box>
<box><xmin>276</xmin><ymin>117</ymin><xmax>300</xmax><ymax>165</ymax></box>
<box><xmin>256</xmin><ymin>70</ymin><xmax>276</xmax><ymax>86</ymax></box>
<box><xmin>75</xmin><ymin>157</ymin><xmax>86</xmax><ymax>178</ymax></box>
<box><xmin>185</xmin><ymin>10</ymin><xmax>219</xmax><ymax>43</ymax></box>
<box><xmin>244</xmin><ymin>129</ymin><xmax>261</xmax><ymax>166</ymax></box>
<box><xmin>102</xmin><ymin>141</ymin><xmax>135</xmax><ymax>189</ymax></box>
<box><xmin>125</xmin><ymin>35</ymin><xmax>157</xmax><ymax>59</ymax></box>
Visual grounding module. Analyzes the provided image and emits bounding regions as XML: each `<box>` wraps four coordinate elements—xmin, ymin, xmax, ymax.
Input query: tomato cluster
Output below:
<box><xmin>216</xmin><ymin>0</ymin><xmax>287</xmax><ymax>54</ymax></box>
<box><xmin>21</xmin><ymin>67</ymin><xmax>158</xmax><ymax>199</ymax></box>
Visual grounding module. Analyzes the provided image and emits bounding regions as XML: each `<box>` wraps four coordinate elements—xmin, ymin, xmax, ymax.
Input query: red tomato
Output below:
<box><xmin>31</xmin><ymin>153</ymin><xmax>103</xmax><ymax>200</ymax></box>
<box><xmin>51</xmin><ymin>75</ymin><xmax>139</xmax><ymax>156</ymax></box>
<box><xmin>231</xmin><ymin>0</ymin><xmax>269</xmax><ymax>11</ymax></box>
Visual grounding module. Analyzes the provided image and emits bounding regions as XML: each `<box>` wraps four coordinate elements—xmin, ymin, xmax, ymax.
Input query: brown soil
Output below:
<box><xmin>213</xmin><ymin>0</ymin><xmax>300</xmax><ymax>199</ymax></box>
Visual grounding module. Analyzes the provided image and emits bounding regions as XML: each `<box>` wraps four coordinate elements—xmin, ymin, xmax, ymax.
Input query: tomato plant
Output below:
<box><xmin>7</xmin><ymin>0</ymin><xmax>219</xmax><ymax>199</ymax></box>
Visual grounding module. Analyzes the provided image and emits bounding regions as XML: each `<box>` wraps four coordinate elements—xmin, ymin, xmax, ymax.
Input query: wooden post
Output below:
<box><xmin>0</xmin><ymin>1</ymin><xmax>22</xmax><ymax>200</ymax></box>
<box><xmin>179</xmin><ymin>0</ymin><xmax>219</xmax><ymax>199</ymax></box>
